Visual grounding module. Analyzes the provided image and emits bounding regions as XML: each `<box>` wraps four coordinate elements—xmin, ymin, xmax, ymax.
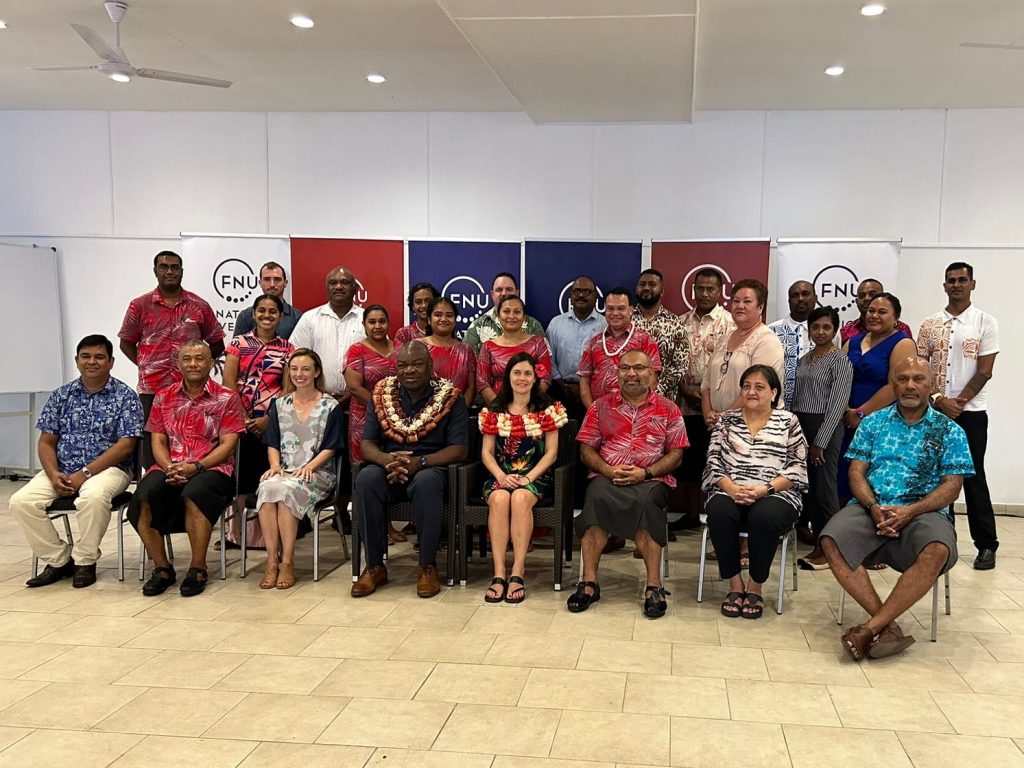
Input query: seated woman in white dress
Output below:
<box><xmin>256</xmin><ymin>348</ymin><xmax>343</xmax><ymax>589</ymax></box>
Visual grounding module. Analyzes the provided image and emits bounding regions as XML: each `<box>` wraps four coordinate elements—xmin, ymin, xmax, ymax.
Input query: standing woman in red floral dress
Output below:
<box><xmin>478</xmin><ymin>352</ymin><xmax>566</xmax><ymax>604</ymax></box>
<box><xmin>476</xmin><ymin>295</ymin><xmax>552</xmax><ymax>407</ymax></box>
<box><xmin>422</xmin><ymin>296</ymin><xmax>477</xmax><ymax>408</ymax></box>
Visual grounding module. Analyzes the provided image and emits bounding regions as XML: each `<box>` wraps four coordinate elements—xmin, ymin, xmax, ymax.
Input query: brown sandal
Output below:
<box><xmin>276</xmin><ymin>563</ymin><xmax>296</xmax><ymax>590</ymax></box>
<box><xmin>387</xmin><ymin>524</ymin><xmax>408</xmax><ymax>545</ymax></box>
<box><xmin>259</xmin><ymin>563</ymin><xmax>279</xmax><ymax>589</ymax></box>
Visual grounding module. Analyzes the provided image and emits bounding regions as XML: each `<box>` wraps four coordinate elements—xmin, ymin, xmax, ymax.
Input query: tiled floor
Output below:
<box><xmin>2</xmin><ymin>478</ymin><xmax>1024</xmax><ymax>767</ymax></box>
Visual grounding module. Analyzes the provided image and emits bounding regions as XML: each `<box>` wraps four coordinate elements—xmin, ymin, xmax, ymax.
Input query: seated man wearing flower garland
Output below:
<box><xmin>568</xmin><ymin>349</ymin><xmax>688</xmax><ymax>619</ymax></box>
<box><xmin>352</xmin><ymin>341</ymin><xmax>469</xmax><ymax>598</ymax></box>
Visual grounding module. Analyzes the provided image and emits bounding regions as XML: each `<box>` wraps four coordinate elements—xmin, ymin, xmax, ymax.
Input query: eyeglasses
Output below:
<box><xmin>617</xmin><ymin>364</ymin><xmax>651</xmax><ymax>373</ymax></box>
<box><xmin>719</xmin><ymin>351</ymin><xmax>733</xmax><ymax>376</ymax></box>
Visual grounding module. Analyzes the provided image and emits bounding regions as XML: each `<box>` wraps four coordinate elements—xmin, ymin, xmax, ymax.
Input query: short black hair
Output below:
<box><xmin>363</xmin><ymin>304</ymin><xmax>390</xmax><ymax>322</ymax></box>
<box><xmin>807</xmin><ymin>305</ymin><xmax>840</xmax><ymax>331</ymax></box>
<box><xmin>638</xmin><ymin>268</ymin><xmax>664</xmax><ymax>282</ymax></box>
<box><xmin>407</xmin><ymin>282</ymin><xmax>440</xmax><ymax>310</ymax></box>
<box><xmin>76</xmin><ymin>334</ymin><xmax>113</xmax><ymax>357</ymax></box>
<box><xmin>945</xmin><ymin>261</ymin><xmax>974</xmax><ymax>279</ymax></box>
<box><xmin>740</xmin><ymin>364</ymin><xmax>782</xmax><ymax>408</ymax></box>
<box><xmin>605</xmin><ymin>286</ymin><xmax>634</xmax><ymax>305</ymax></box>
<box><xmin>260</xmin><ymin>261</ymin><xmax>288</xmax><ymax>280</ymax></box>
<box><xmin>153</xmin><ymin>250</ymin><xmax>182</xmax><ymax>268</ymax></box>
<box><xmin>695</xmin><ymin>268</ymin><xmax>724</xmax><ymax>287</ymax></box>
<box><xmin>253</xmin><ymin>293</ymin><xmax>284</xmax><ymax>313</ymax></box>
<box><xmin>492</xmin><ymin>272</ymin><xmax>518</xmax><ymax>290</ymax></box>
<box><xmin>497</xmin><ymin>294</ymin><xmax>526</xmax><ymax>313</ymax></box>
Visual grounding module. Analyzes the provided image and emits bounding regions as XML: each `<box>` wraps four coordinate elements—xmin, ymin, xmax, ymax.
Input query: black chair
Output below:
<box><xmin>455</xmin><ymin>419</ymin><xmax>578</xmax><ymax>591</ymax></box>
<box><xmin>31</xmin><ymin>489</ymin><xmax>134</xmax><ymax>579</ymax></box>
<box><xmin>239</xmin><ymin>458</ymin><xmax>351</xmax><ymax>581</ymax></box>
<box><xmin>350</xmin><ymin>461</ymin><xmax>460</xmax><ymax>586</ymax></box>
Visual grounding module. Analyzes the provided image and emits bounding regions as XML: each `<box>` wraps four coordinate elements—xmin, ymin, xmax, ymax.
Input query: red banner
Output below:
<box><xmin>289</xmin><ymin>238</ymin><xmax>405</xmax><ymax>325</ymax></box>
<box><xmin>651</xmin><ymin>240</ymin><xmax>771</xmax><ymax>314</ymax></box>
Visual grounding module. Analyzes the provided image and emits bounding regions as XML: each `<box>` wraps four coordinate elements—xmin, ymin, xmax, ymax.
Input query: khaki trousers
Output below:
<box><xmin>10</xmin><ymin>468</ymin><xmax>131</xmax><ymax>566</ymax></box>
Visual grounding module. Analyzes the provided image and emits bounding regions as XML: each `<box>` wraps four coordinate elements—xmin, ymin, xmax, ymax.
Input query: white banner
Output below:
<box><xmin>775</xmin><ymin>240</ymin><xmax>901</xmax><ymax>327</ymax></box>
<box><xmin>180</xmin><ymin>235</ymin><xmax>292</xmax><ymax>337</ymax></box>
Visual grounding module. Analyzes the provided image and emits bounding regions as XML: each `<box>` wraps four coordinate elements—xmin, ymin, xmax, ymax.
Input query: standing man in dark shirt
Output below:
<box><xmin>232</xmin><ymin>261</ymin><xmax>303</xmax><ymax>339</ymax></box>
<box><xmin>352</xmin><ymin>342</ymin><xmax>469</xmax><ymax>598</ymax></box>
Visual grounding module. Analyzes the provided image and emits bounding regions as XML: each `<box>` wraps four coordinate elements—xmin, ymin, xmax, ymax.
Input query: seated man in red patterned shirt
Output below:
<box><xmin>128</xmin><ymin>341</ymin><xmax>246</xmax><ymax>598</ymax></box>
<box><xmin>568</xmin><ymin>350</ymin><xmax>688</xmax><ymax>619</ymax></box>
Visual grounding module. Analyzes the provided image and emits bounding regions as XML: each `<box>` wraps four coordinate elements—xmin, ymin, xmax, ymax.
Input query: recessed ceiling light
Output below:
<box><xmin>366</xmin><ymin>73</ymin><xmax>386</xmax><ymax>84</ymax></box>
<box><xmin>290</xmin><ymin>14</ymin><xmax>314</xmax><ymax>29</ymax></box>
<box><xmin>860</xmin><ymin>3</ymin><xmax>886</xmax><ymax>16</ymax></box>
<box><xmin>825</xmin><ymin>65</ymin><xmax>845</xmax><ymax>76</ymax></box>
<box><xmin>0</xmin><ymin>20</ymin><xmax>8</xmax><ymax>29</ymax></box>
<box><xmin>109</xmin><ymin>72</ymin><xmax>131</xmax><ymax>83</ymax></box>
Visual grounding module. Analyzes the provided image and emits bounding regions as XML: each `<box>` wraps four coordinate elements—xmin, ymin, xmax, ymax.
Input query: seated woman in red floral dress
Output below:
<box><xmin>478</xmin><ymin>352</ymin><xmax>566</xmax><ymax>604</ymax></box>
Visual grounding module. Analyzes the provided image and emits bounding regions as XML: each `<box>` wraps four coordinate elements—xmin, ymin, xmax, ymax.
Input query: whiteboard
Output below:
<box><xmin>0</xmin><ymin>242</ymin><xmax>64</xmax><ymax>393</ymax></box>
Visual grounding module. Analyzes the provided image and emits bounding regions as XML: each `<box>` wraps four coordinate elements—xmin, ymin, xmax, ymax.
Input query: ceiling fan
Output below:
<box><xmin>32</xmin><ymin>1</ymin><xmax>232</xmax><ymax>88</ymax></box>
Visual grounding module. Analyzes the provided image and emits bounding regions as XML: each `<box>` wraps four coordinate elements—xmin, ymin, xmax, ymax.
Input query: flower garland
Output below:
<box><xmin>372</xmin><ymin>376</ymin><xmax>461</xmax><ymax>444</ymax></box>
<box><xmin>478</xmin><ymin>402</ymin><xmax>568</xmax><ymax>439</ymax></box>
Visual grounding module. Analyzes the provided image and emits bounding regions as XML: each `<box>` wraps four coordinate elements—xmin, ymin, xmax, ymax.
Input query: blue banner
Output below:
<box><xmin>524</xmin><ymin>240</ymin><xmax>643</xmax><ymax>328</ymax></box>
<box><xmin>407</xmin><ymin>240</ymin><xmax>522</xmax><ymax>337</ymax></box>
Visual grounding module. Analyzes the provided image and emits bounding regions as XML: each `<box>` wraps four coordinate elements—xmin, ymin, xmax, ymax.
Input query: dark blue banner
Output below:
<box><xmin>407</xmin><ymin>240</ymin><xmax>522</xmax><ymax>337</ymax></box>
<box><xmin>524</xmin><ymin>240</ymin><xmax>643</xmax><ymax>328</ymax></box>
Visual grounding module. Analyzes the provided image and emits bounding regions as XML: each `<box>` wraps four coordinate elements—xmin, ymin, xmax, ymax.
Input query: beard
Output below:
<box><xmin>637</xmin><ymin>293</ymin><xmax>660</xmax><ymax>309</ymax></box>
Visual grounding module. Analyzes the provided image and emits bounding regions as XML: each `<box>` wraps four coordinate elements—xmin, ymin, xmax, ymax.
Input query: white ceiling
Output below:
<box><xmin>1</xmin><ymin>0</ymin><xmax>1023</xmax><ymax>122</ymax></box>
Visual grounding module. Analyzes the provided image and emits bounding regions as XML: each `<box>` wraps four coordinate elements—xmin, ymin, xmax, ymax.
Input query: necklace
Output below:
<box><xmin>372</xmin><ymin>376</ymin><xmax>460</xmax><ymax>444</ymax></box>
<box><xmin>479</xmin><ymin>403</ymin><xmax>568</xmax><ymax>438</ymax></box>
<box><xmin>602</xmin><ymin>324</ymin><xmax>635</xmax><ymax>357</ymax></box>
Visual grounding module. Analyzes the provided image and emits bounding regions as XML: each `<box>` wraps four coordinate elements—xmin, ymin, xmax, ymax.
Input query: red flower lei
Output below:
<box><xmin>478</xmin><ymin>402</ymin><xmax>568</xmax><ymax>438</ymax></box>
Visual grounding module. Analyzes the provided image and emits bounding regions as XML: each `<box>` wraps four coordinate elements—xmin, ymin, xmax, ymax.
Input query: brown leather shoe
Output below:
<box><xmin>841</xmin><ymin>623</ymin><xmax>875</xmax><ymax>661</ymax></box>
<box><xmin>416</xmin><ymin>564</ymin><xmax>441</xmax><ymax>598</ymax></box>
<box><xmin>867</xmin><ymin>621</ymin><xmax>916</xmax><ymax>659</ymax></box>
<box><xmin>351</xmin><ymin>565</ymin><xmax>388</xmax><ymax>597</ymax></box>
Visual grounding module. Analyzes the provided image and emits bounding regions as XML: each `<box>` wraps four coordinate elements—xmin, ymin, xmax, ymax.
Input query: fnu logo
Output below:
<box><xmin>354</xmin><ymin>279</ymin><xmax>369</xmax><ymax>306</ymax></box>
<box><xmin>813</xmin><ymin>264</ymin><xmax>860</xmax><ymax>314</ymax></box>
<box><xmin>558</xmin><ymin>282</ymin><xmax>605</xmax><ymax>314</ymax></box>
<box><xmin>213</xmin><ymin>259</ymin><xmax>258</xmax><ymax>305</ymax></box>
<box><xmin>442</xmin><ymin>275</ymin><xmax>491</xmax><ymax>334</ymax></box>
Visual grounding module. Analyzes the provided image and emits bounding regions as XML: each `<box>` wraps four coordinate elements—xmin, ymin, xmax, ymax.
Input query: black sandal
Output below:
<box><xmin>142</xmin><ymin>566</ymin><xmax>176</xmax><ymax>596</ymax></box>
<box><xmin>741</xmin><ymin>593</ymin><xmax>764</xmax><ymax>620</ymax></box>
<box><xmin>642</xmin><ymin>585</ymin><xmax>670</xmax><ymax>619</ymax></box>
<box><xmin>484</xmin><ymin>577</ymin><xmax>508</xmax><ymax>604</ymax></box>
<box><xmin>505</xmin><ymin>575</ymin><xmax>526</xmax><ymax>604</ymax></box>
<box><xmin>566</xmin><ymin>580</ymin><xmax>600</xmax><ymax>613</ymax></box>
<box><xmin>720</xmin><ymin>591</ymin><xmax>744</xmax><ymax>618</ymax></box>
<box><xmin>179</xmin><ymin>567</ymin><xmax>209</xmax><ymax>598</ymax></box>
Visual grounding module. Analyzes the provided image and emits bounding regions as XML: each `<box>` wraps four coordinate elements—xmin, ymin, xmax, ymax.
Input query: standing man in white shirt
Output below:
<box><xmin>289</xmin><ymin>266</ymin><xmax>364</xmax><ymax>529</ymax></box>
<box><xmin>769</xmin><ymin>280</ymin><xmax>816</xmax><ymax>408</ymax></box>
<box><xmin>917</xmin><ymin>262</ymin><xmax>1000</xmax><ymax>570</ymax></box>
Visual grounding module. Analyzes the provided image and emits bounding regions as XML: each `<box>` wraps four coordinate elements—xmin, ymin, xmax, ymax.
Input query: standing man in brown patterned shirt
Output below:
<box><xmin>633</xmin><ymin>269</ymin><xmax>690</xmax><ymax>402</ymax></box>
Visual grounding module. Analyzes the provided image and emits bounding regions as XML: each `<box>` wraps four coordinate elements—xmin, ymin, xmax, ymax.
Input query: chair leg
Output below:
<box><xmin>31</xmin><ymin>556</ymin><xmax>39</xmax><ymax>578</ymax></box>
<box><xmin>241</xmin><ymin>509</ymin><xmax>249</xmax><ymax>579</ymax></box>
<box><xmin>61</xmin><ymin>516</ymin><xmax>74</xmax><ymax>547</ymax></box>
<box><xmin>351</xmin><ymin>514</ymin><xmax>362</xmax><ymax>582</ymax></box>
<box><xmin>776</xmin><ymin>532</ymin><xmax>788</xmax><ymax>615</ymax></box>
<box><xmin>931</xmin><ymin>578</ymin><xmax>939</xmax><ymax>642</ymax></box>
<box><xmin>564</xmin><ymin>519</ymin><xmax>573</xmax><ymax>566</ymax></box>
<box><xmin>791</xmin><ymin>530</ymin><xmax>799</xmax><ymax>592</ymax></box>
<box><xmin>117</xmin><ymin>508</ymin><xmax>125</xmax><ymax>582</ymax></box>
<box><xmin>220</xmin><ymin>514</ymin><xmax>227</xmax><ymax>579</ymax></box>
<box><xmin>553</xmin><ymin>520</ymin><xmax>563</xmax><ymax>592</ymax></box>
<box><xmin>139</xmin><ymin>536</ymin><xmax>146</xmax><ymax>581</ymax></box>
<box><xmin>697</xmin><ymin>525</ymin><xmax>708</xmax><ymax>603</ymax></box>
<box><xmin>166</xmin><ymin>534</ymin><xmax>174</xmax><ymax>562</ymax></box>
<box><xmin>459</xmin><ymin>523</ymin><xmax>469</xmax><ymax>587</ymax></box>
<box><xmin>340</xmin><ymin>506</ymin><xmax>351</xmax><ymax>560</ymax></box>
<box><xmin>837</xmin><ymin>585</ymin><xmax>845</xmax><ymax>625</ymax></box>
<box><xmin>313</xmin><ymin>510</ymin><xmax>321</xmax><ymax>582</ymax></box>
<box><xmin>944</xmin><ymin>570</ymin><xmax>951</xmax><ymax>615</ymax></box>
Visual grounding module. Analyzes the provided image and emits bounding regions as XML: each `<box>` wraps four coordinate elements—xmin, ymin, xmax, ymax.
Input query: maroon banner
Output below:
<box><xmin>290</xmin><ymin>238</ymin><xmax>405</xmax><ymax>325</ymax></box>
<box><xmin>651</xmin><ymin>240</ymin><xmax>771</xmax><ymax>314</ymax></box>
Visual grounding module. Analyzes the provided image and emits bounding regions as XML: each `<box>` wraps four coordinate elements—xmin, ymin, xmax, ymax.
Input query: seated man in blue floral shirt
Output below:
<box><xmin>821</xmin><ymin>355</ymin><xmax>974</xmax><ymax>661</ymax></box>
<box><xmin>10</xmin><ymin>335</ymin><xmax>143</xmax><ymax>589</ymax></box>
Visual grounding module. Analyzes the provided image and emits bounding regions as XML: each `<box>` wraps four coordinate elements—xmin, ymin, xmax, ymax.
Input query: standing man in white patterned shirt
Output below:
<box><xmin>769</xmin><ymin>280</ymin><xmax>816</xmax><ymax>408</ymax></box>
<box><xmin>677</xmin><ymin>268</ymin><xmax>735</xmax><ymax>526</ymax></box>
<box><xmin>917</xmin><ymin>262</ymin><xmax>1000</xmax><ymax>570</ymax></box>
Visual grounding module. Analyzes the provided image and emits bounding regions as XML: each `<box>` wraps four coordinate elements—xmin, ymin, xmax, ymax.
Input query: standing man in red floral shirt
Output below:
<box><xmin>567</xmin><ymin>350</ymin><xmax>688</xmax><ymax>619</ymax></box>
<box><xmin>119</xmin><ymin>250</ymin><xmax>225</xmax><ymax>466</ymax></box>
<box><xmin>128</xmin><ymin>341</ymin><xmax>245</xmax><ymax>598</ymax></box>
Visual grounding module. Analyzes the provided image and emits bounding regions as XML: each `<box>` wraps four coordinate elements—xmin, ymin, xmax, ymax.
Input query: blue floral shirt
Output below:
<box><xmin>36</xmin><ymin>376</ymin><xmax>144</xmax><ymax>475</ymax></box>
<box><xmin>846</xmin><ymin>404</ymin><xmax>974</xmax><ymax>521</ymax></box>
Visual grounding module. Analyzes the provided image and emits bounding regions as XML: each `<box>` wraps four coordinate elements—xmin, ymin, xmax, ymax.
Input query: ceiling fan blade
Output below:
<box><xmin>134</xmin><ymin>67</ymin><xmax>233</xmax><ymax>88</ymax></box>
<box><xmin>70</xmin><ymin>22</ymin><xmax>128</xmax><ymax>64</ymax></box>
<box><xmin>960</xmin><ymin>41</ymin><xmax>1024</xmax><ymax>51</ymax></box>
<box><xmin>30</xmin><ymin>65</ymin><xmax>99</xmax><ymax>72</ymax></box>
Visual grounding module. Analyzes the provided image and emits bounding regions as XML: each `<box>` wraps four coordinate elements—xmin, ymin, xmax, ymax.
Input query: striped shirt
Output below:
<box><xmin>702</xmin><ymin>409</ymin><xmax>808</xmax><ymax>510</ymax></box>
<box><xmin>791</xmin><ymin>348</ymin><xmax>853</xmax><ymax>449</ymax></box>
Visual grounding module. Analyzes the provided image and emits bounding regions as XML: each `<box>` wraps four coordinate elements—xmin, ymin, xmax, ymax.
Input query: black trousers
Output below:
<box><xmin>706</xmin><ymin>493</ymin><xmax>799</xmax><ymax>584</ymax></box>
<box><xmin>952</xmin><ymin>410</ymin><xmax>998</xmax><ymax>552</ymax></box>
<box><xmin>795</xmin><ymin>411</ymin><xmax>842</xmax><ymax>535</ymax></box>
<box><xmin>354</xmin><ymin>465</ymin><xmax>446</xmax><ymax>568</ymax></box>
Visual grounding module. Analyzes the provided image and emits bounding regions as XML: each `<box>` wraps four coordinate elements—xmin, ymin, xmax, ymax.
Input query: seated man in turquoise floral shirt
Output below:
<box><xmin>821</xmin><ymin>356</ymin><xmax>974</xmax><ymax>661</ymax></box>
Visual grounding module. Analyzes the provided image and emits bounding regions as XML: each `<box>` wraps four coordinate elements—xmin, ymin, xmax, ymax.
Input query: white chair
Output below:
<box><xmin>836</xmin><ymin>571</ymin><xmax>951</xmax><ymax>642</ymax></box>
<box><xmin>696</xmin><ymin>515</ymin><xmax>799</xmax><ymax>615</ymax></box>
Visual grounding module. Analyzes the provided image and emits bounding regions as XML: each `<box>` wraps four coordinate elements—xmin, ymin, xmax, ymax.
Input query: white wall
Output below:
<box><xmin>0</xmin><ymin>108</ymin><xmax>1020</xmax><ymax>503</ymax></box>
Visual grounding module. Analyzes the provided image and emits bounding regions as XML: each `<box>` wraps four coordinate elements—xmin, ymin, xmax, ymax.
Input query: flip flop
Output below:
<box><xmin>484</xmin><ymin>577</ymin><xmax>507</xmax><ymax>604</ymax></box>
<box><xmin>505</xmin><ymin>575</ymin><xmax>526</xmax><ymax>604</ymax></box>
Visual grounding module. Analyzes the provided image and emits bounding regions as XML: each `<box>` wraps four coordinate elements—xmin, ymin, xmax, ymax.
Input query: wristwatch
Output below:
<box><xmin>765</xmin><ymin>483</ymin><xmax>777</xmax><ymax>496</ymax></box>
<box><xmin>855</xmin><ymin>409</ymin><xmax>866</xmax><ymax>420</ymax></box>
<box><xmin>420</xmin><ymin>456</ymin><xmax>429</xmax><ymax>470</ymax></box>
<box><xmin>81</xmin><ymin>466</ymin><xmax>93</xmax><ymax>479</ymax></box>
<box><xmin>644</xmin><ymin>468</ymin><xmax>653</xmax><ymax>480</ymax></box>
<box><xmin>193</xmin><ymin>461</ymin><xmax>206</xmax><ymax>473</ymax></box>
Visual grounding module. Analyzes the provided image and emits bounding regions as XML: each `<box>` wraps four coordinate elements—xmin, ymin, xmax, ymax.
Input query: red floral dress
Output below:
<box><xmin>426</xmin><ymin>341</ymin><xmax>477</xmax><ymax>394</ymax></box>
<box><xmin>476</xmin><ymin>337</ymin><xmax>552</xmax><ymax>396</ymax></box>
<box><xmin>345</xmin><ymin>341</ymin><xmax>397</xmax><ymax>462</ymax></box>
